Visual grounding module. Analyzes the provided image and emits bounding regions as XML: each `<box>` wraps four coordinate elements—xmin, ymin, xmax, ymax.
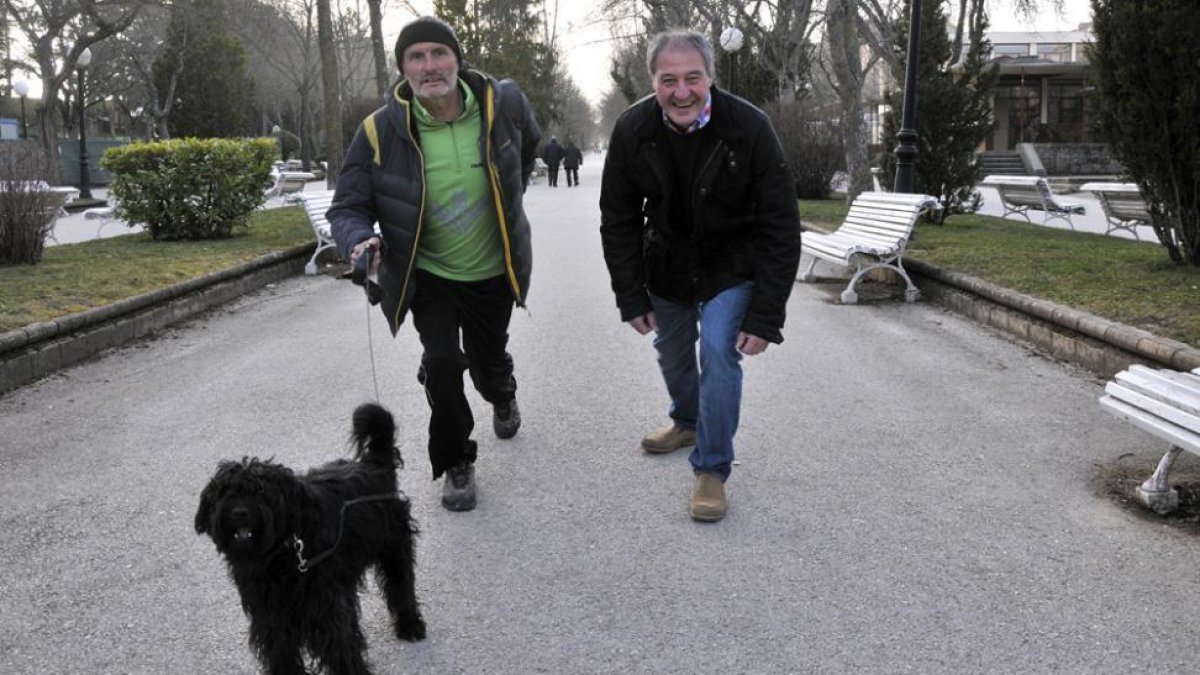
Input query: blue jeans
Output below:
<box><xmin>650</xmin><ymin>281</ymin><xmax>754</xmax><ymax>481</ymax></box>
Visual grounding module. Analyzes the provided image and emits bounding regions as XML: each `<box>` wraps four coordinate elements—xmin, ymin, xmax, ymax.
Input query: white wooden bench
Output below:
<box><xmin>1100</xmin><ymin>365</ymin><xmax>1200</xmax><ymax>514</ymax></box>
<box><xmin>299</xmin><ymin>190</ymin><xmax>337</xmax><ymax>275</ymax></box>
<box><xmin>530</xmin><ymin>158</ymin><xmax>548</xmax><ymax>184</ymax></box>
<box><xmin>1079</xmin><ymin>182</ymin><xmax>1152</xmax><ymax>242</ymax></box>
<box><xmin>799</xmin><ymin>191</ymin><xmax>938</xmax><ymax>304</ymax></box>
<box><xmin>264</xmin><ymin>171</ymin><xmax>314</xmax><ymax>206</ymax></box>
<box><xmin>980</xmin><ymin>175</ymin><xmax>1085</xmax><ymax>229</ymax></box>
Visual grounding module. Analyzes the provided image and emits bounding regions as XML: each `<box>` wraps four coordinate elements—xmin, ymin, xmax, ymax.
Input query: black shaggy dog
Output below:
<box><xmin>195</xmin><ymin>403</ymin><xmax>425</xmax><ymax>675</ymax></box>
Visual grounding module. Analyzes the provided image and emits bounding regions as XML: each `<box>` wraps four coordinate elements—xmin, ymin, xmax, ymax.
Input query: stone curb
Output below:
<box><xmin>904</xmin><ymin>257</ymin><xmax>1200</xmax><ymax>377</ymax></box>
<box><xmin>0</xmin><ymin>243</ymin><xmax>313</xmax><ymax>396</ymax></box>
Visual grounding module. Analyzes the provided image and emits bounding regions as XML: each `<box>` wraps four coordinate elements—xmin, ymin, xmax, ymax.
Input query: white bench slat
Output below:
<box><xmin>1111</xmin><ymin>366</ymin><xmax>1200</xmax><ymax>415</ymax></box>
<box><xmin>1105</xmin><ymin>382</ymin><xmax>1200</xmax><ymax>434</ymax></box>
<box><xmin>1099</xmin><ymin>396</ymin><xmax>1200</xmax><ymax>455</ymax></box>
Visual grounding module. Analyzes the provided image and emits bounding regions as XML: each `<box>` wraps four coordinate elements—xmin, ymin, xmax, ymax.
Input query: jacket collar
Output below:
<box><xmin>387</xmin><ymin>69</ymin><xmax>493</xmax><ymax>142</ymax></box>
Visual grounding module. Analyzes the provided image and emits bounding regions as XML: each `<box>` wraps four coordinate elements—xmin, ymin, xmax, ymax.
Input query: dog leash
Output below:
<box><xmin>357</xmin><ymin>247</ymin><xmax>382</xmax><ymax>402</ymax></box>
<box><xmin>289</xmin><ymin>493</ymin><xmax>403</xmax><ymax>573</ymax></box>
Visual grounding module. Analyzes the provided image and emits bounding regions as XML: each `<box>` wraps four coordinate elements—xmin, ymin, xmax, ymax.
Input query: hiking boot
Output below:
<box><xmin>493</xmin><ymin>398</ymin><xmax>521</xmax><ymax>439</ymax></box>
<box><xmin>441</xmin><ymin>462</ymin><xmax>477</xmax><ymax>512</ymax></box>
<box><xmin>690</xmin><ymin>472</ymin><xmax>727</xmax><ymax>522</ymax></box>
<box><xmin>641</xmin><ymin>424</ymin><xmax>697</xmax><ymax>454</ymax></box>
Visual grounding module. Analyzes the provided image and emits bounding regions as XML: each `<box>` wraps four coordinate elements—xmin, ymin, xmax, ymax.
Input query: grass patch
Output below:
<box><xmin>800</xmin><ymin>198</ymin><xmax>1200</xmax><ymax>347</ymax></box>
<box><xmin>0</xmin><ymin>207</ymin><xmax>313</xmax><ymax>332</ymax></box>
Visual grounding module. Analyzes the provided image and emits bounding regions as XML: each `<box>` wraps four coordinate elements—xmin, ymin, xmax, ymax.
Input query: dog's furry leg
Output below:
<box><xmin>250</xmin><ymin>617</ymin><xmax>307</xmax><ymax>675</ymax></box>
<box><xmin>377</xmin><ymin>504</ymin><xmax>426</xmax><ymax>641</ymax></box>
<box><xmin>311</xmin><ymin>598</ymin><xmax>372</xmax><ymax>675</ymax></box>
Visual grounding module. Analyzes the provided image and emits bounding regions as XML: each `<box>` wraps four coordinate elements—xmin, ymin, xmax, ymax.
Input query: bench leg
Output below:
<box><xmin>306</xmin><ymin>242</ymin><xmax>336</xmax><ymax>275</ymax></box>
<box><xmin>1136</xmin><ymin>446</ymin><xmax>1184</xmax><ymax>515</ymax></box>
<box><xmin>799</xmin><ymin>255</ymin><xmax>819</xmax><ymax>283</ymax></box>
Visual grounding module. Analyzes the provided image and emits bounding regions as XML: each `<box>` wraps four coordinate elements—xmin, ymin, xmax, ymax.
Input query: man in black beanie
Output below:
<box><xmin>329</xmin><ymin>15</ymin><xmax>541</xmax><ymax>512</ymax></box>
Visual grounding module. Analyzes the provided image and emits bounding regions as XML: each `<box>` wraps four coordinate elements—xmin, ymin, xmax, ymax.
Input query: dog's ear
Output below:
<box><xmin>194</xmin><ymin>460</ymin><xmax>239</xmax><ymax>534</ymax></box>
<box><xmin>195</xmin><ymin>484</ymin><xmax>215</xmax><ymax>535</ymax></box>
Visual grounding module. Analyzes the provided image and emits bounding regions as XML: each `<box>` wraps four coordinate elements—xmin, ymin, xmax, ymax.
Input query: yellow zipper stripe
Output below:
<box><xmin>395</xmin><ymin>97</ymin><xmax>426</xmax><ymax>330</ymax></box>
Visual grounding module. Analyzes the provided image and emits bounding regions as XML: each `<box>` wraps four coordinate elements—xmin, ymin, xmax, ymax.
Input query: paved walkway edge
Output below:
<box><xmin>906</xmin><ymin>257</ymin><xmax>1200</xmax><ymax>377</ymax></box>
<box><xmin>0</xmin><ymin>244</ymin><xmax>312</xmax><ymax>396</ymax></box>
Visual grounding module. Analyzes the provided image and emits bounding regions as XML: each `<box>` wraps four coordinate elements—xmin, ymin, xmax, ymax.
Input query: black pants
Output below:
<box><xmin>564</xmin><ymin>167</ymin><xmax>578</xmax><ymax>186</ymax></box>
<box><xmin>547</xmin><ymin>166</ymin><xmax>560</xmax><ymax>186</ymax></box>
<box><xmin>410</xmin><ymin>269</ymin><xmax>516</xmax><ymax>479</ymax></box>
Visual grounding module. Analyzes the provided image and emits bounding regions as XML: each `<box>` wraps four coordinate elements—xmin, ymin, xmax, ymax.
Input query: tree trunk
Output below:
<box><xmin>827</xmin><ymin>0</ymin><xmax>871</xmax><ymax>201</ymax></box>
<box><xmin>367</xmin><ymin>0</ymin><xmax>389</xmax><ymax>99</ymax></box>
<box><xmin>317</xmin><ymin>0</ymin><xmax>342</xmax><ymax>189</ymax></box>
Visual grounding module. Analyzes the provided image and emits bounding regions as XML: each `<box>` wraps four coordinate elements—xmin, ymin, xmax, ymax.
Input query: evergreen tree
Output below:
<box><xmin>1090</xmin><ymin>0</ymin><xmax>1199</xmax><ymax>265</ymax></box>
<box><xmin>154</xmin><ymin>0</ymin><xmax>256</xmax><ymax>138</ymax></box>
<box><xmin>434</xmin><ymin>0</ymin><xmax>558</xmax><ymax>128</ymax></box>
<box><xmin>880</xmin><ymin>0</ymin><xmax>997</xmax><ymax>222</ymax></box>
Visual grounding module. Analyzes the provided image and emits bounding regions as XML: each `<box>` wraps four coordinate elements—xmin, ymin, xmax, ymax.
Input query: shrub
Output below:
<box><xmin>0</xmin><ymin>143</ymin><xmax>60</xmax><ymax>265</ymax></box>
<box><xmin>101</xmin><ymin>138</ymin><xmax>275</xmax><ymax>240</ymax></box>
<box><xmin>765</xmin><ymin>101</ymin><xmax>845</xmax><ymax>200</ymax></box>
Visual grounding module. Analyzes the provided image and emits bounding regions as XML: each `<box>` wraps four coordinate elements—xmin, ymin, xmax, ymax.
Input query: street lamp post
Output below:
<box><xmin>76</xmin><ymin>47</ymin><xmax>94</xmax><ymax>200</ymax></box>
<box><xmin>13</xmin><ymin>80</ymin><xmax>29</xmax><ymax>140</ymax></box>
<box><xmin>719</xmin><ymin>27</ymin><xmax>744</xmax><ymax>95</ymax></box>
<box><xmin>892</xmin><ymin>0</ymin><xmax>922</xmax><ymax>194</ymax></box>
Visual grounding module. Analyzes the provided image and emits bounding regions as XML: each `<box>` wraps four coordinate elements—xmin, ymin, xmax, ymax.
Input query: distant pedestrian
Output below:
<box><xmin>542</xmin><ymin>136</ymin><xmax>563</xmax><ymax>187</ymax></box>
<box><xmin>599</xmin><ymin>29</ymin><xmax>801</xmax><ymax>522</ymax></box>
<box><xmin>563</xmin><ymin>141</ymin><xmax>583</xmax><ymax>186</ymax></box>
<box><xmin>328</xmin><ymin>15</ymin><xmax>541</xmax><ymax>512</ymax></box>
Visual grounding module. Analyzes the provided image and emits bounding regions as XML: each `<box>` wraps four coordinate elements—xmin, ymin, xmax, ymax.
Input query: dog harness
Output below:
<box><xmin>289</xmin><ymin>493</ymin><xmax>404</xmax><ymax>573</ymax></box>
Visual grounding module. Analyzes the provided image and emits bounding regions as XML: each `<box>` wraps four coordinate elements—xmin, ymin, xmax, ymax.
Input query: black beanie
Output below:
<box><xmin>395</xmin><ymin>16</ymin><xmax>463</xmax><ymax>68</ymax></box>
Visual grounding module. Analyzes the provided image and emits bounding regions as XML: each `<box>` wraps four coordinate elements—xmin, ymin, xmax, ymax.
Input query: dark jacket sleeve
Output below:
<box><xmin>598</xmin><ymin>117</ymin><xmax>652</xmax><ymax>322</ymax></box>
<box><xmin>328</xmin><ymin>123</ymin><xmax>379</xmax><ymax>260</ymax></box>
<box><xmin>500</xmin><ymin>79</ymin><xmax>541</xmax><ymax>189</ymax></box>
<box><xmin>741</xmin><ymin>120</ymin><xmax>802</xmax><ymax>343</ymax></box>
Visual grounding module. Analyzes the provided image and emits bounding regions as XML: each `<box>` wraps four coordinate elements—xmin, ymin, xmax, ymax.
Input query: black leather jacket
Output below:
<box><xmin>329</xmin><ymin>69</ymin><xmax>541</xmax><ymax>335</ymax></box>
<box><xmin>599</xmin><ymin>87</ymin><xmax>801</xmax><ymax>343</ymax></box>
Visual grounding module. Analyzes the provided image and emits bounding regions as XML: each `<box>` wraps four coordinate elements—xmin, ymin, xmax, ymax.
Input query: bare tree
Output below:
<box><xmin>824</xmin><ymin>0</ymin><xmax>873</xmax><ymax>200</ymax></box>
<box><xmin>317</xmin><ymin>0</ymin><xmax>342</xmax><ymax>187</ymax></box>
<box><xmin>4</xmin><ymin>0</ymin><xmax>143</xmax><ymax>178</ymax></box>
<box><xmin>366</xmin><ymin>0</ymin><xmax>388</xmax><ymax>97</ymax></box>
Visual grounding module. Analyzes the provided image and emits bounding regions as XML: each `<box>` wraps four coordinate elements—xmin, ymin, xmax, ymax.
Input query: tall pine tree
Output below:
<box><xmin>433</xmin><ymin>0</ymin><xmax>558</xmax><ymax>127</ymax></box>
<box><xmin>154</xmin><ymin>0</ymin><xmax>256</xmax><ymax>138</ymax></box>
<box><xmin>1090</xmin><ymin>0</ymin><xmax>1199</xmax><ymax>265</ymax></box>
<box><xmin>881</xmin><ymin>0</ymin><xmax>997</xmax><ymax>221</ymax></box>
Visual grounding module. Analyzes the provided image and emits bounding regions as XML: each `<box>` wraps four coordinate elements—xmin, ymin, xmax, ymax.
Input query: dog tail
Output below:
<box><xmin>351</xmin><ymin>402</ymin><xmax>402</xmax><ymax>468</ymax></box>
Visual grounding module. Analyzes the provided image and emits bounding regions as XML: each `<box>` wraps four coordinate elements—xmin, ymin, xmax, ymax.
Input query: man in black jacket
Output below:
<box><xmin>562</xmin><ymin>140</ymin><xmax>583</xmax><ymax>186</ymax></box>
<box><xmin>328</xmin><ymin>16</ymin><xmax>541</xmax><ymax>512</ymax></box>
<box><xmin>599</xmin><ymin>29</ymin><xmax>801</xmax><ymax>522</ymax></box>
<box><xmin>542</xmin><ymin>136</ymin><xmax>563</xmax><ymax>187</ymax></box>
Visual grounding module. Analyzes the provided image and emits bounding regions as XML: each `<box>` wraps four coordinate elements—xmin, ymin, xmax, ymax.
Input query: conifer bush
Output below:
<box><xmin>101</xmin><ymin>138</ymin><xmax>275</xmax><ymax>241</ymax></box>
<box><xmin>1090</xmin><ymin>0</ymin><xmax>1199</xmax><ymax>265</ymax></box>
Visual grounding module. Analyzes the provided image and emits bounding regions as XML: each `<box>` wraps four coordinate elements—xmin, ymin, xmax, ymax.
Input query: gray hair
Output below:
<box><xmin>646</xmin><ymin>30</ymin><xmax>715</xmax><ymax>79</ymax></box>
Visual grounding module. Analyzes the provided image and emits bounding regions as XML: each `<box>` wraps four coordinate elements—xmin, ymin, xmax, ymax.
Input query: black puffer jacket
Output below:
<box><xmin>599</xmin><ymin>87</ymin><xmax>802</xmax><ymax>343</ymax></box>
<box><xmin>328</xmin><ymin>69</ymin><xmax>541</xmax><ymax>335</ymax></box>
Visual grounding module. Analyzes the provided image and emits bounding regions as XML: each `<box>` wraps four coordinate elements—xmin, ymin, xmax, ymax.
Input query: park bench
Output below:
<box><xmin>264</xmin><ymin>171</ymin><xmax>314</xmax><ymax>206</ymax></box>
<box><xmin>299</xmin><ymin>190</ymin><xmax>337</xmax><ymax>275</ymax></box>
<box><xmin>980</xmin><ymin>175</ymin><xmax>1085</xmax><ymax>230</ymax></box>
<box><xmin>530</xmin><ymin>158</ymin><xmax>548</xmax><ymax>184</ymax></box>
<box><xmin>798</xmin><ymin>191</ymin><xmax>938</xmax><ymax>304</ymax></box>
<box><xmin>1079</xmin><ymin>182</ymin><xmax>1152</xmax><ymax>242</ymax></box>
<box><xmin>1099</xmin><ymin>365</ymin><xmax>1200</xmax><ymax>514</ymax></box>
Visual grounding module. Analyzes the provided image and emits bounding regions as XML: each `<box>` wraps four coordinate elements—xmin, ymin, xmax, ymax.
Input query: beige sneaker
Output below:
<box><xmin>641</xmin><ymin>424</ymin><xmax>697</xmax><ymax>454</ymax></box>
<box><xmin>690</xmin><ymin>473</ymin><xmax>727</xmax><ymax>522</ymax></box>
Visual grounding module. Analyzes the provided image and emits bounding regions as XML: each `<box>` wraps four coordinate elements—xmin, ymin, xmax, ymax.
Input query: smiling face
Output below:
<box><xmin>401</xmin><ymin>41</ymin><xmax>460</xmax><ymax>105</ymax></box>
<box><xmin>652</xmin><ymin>45</ymin><xmax>713</xmax><ymax>130</ymax></box>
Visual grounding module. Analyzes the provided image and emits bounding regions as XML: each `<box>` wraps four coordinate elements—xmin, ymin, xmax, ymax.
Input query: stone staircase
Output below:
<box><xmin>976</xmin><ymin>151</ymin><xmax>1026</xmax><ymax>176</ymax></box>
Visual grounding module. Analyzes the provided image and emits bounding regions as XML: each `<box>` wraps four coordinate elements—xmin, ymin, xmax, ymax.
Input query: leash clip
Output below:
<box><xmin>291</xmin><ymin>535</ymin><xmax>310</xmax><ymax>573</ymax></box>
